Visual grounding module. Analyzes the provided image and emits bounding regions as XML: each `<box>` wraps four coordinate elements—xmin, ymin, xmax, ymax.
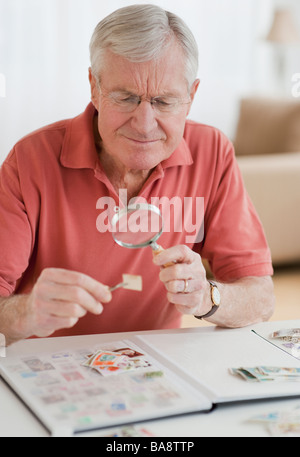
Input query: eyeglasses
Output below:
<box><xmin>100</xmin><ymin>88</ymin><xmax>191</xmax><ymax>115</ymax></box>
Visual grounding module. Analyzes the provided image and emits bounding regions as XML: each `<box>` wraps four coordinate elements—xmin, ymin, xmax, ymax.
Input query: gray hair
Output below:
<box><xmin>89</xmin><ymin>4</ymin><xmax>198</xmax><ymax>89</ymax></box>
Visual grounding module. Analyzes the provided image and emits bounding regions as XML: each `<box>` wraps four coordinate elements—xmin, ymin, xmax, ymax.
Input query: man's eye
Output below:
<box><xmin>120</xmin><ymin>96</ymin><xmax>138</xmax><ymax>103</ymax></box>
<box><xmin>154</xmin><ymin>98</ymin><xmax>175</xmax><ymax>107</ymax></box>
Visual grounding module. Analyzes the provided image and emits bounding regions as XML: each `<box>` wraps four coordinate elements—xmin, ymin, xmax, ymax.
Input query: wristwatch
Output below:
<box><xmin>195</xmin><ymin>280</ymin><xmax>221</xmax><ymax>320</ymax></box>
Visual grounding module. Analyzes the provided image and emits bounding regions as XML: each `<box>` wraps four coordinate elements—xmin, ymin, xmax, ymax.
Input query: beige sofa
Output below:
<box><xmin>234</xmin><ymin>97</ymin><xmax>300</xmax><ymax>266</ymax></box>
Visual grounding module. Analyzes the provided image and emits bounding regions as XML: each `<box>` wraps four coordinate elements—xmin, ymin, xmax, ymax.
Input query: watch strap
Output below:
<box><xmin>194</xmin><ymin>280</ymin><xmax>220</xmax><ymax>320</ymax></box>
<box><xmin>194</xmin><ymin>304</ymin><xmax>219</xmax><ymax>320</ymax></box>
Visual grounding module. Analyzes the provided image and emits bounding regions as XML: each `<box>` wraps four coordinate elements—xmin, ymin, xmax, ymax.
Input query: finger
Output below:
<box><xmin>33</xmin><ymin>316</ymin><xmax>80</xmax><ymax>338</ymax></box>
<box><xmin>43</xmin><ymin>300</ymin><xmax>89</xmax><ymax>319</ymax></box>
<box><xmin>175</xmin><ymin>303</ymin><xmax>199</xmax><ymax>316</ymax></box>
<box><xmin>153</xmin><ymin>245</ymin><xmax>196</xmax><ymax>267</ymax></box>
<box><xmin>165</xmin><ymin>278</ymin><xmax>200</xmax><ymax>294</ymax></box>
<box><xmin>167</xmin><ymin>291</ymin><xmax>201</xmax><ymax>314</ymax></box>
<box><xmin>159</xmin><ymin>263</ymin><xmax>192</xmax><ymax>283</ymax></box>
<box><xmin>37</xmin><ymin>282</ymin><xmax>104</xmax><ymax>316</ymax></box>
<box><xmin>39</xmin><ymin>268</ymin><xmax>112</xmax><ymax>307</ymax></box>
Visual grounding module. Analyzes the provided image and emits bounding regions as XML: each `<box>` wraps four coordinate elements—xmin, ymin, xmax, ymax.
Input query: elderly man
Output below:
<box><xmin>0</xmin><ymin>5</ymin><xmax>274</xmax><ymax>345</ymax></box>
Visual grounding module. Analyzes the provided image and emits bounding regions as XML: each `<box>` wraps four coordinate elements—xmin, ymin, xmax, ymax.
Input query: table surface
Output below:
<box><xmin>0</xmin><ymin>320</ymin><xmax>299</xmax><ymax>437</ymax></box>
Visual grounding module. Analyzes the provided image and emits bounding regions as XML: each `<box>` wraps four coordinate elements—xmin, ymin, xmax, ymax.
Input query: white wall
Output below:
<box><xmin>0</xmin><ymin>0</ymin><xmax>299</xmax><ymax>164</ymax></box>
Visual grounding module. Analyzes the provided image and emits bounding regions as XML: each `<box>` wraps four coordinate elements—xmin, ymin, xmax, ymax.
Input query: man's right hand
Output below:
<box><xmin>19</xmin><ymin>268</ymin><xmax>112</xmax><ymax>338</ymax></box>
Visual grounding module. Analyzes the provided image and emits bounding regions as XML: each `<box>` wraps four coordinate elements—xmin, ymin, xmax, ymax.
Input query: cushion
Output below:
<box><xmin>234</xmin><ymin>97</ymin><xmax>300</xmax><ymax>156</ymax></box>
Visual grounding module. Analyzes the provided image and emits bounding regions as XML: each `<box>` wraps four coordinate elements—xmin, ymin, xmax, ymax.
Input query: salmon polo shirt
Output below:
<box><xmin>0</xmin><ymin>103</ymin><xmax>273</xmax><ymax>337</ymax></box>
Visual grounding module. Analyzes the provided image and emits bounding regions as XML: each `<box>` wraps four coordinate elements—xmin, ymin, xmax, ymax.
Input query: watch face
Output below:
<box><xmin>212</xmin><ymin>286</ymin><xmax>221</xmax><ymax>305</ymax></box>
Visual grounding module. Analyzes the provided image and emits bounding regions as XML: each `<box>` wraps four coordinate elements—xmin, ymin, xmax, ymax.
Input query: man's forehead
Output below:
<box><xmin>100</xmin><ymin>47</ymin><xmax>187</xmax><ymax>95</ymax></box>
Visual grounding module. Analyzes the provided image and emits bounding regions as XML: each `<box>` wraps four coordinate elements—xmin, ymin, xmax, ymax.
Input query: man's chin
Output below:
<box><xmin>122</xmin><ymin>149</ymin><xmax>166</xmax><ymax>171</ymax></box>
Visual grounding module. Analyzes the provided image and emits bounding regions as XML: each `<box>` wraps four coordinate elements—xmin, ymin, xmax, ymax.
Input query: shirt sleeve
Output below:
<box><xmin>0</xmin><ymin>150</ymin><xmax>33</xmax><ymax>296</ymax></box>
<box><xmin>197</xmin><ymin>139</ymin><xmax>273</xmax><ymax>281</ymax></box>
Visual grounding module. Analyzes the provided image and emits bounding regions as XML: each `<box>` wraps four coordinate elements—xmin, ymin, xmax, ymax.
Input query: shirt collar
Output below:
<box><xmin>60</xmin><ymin>103</ymin><xmax>98</xmax><ymax>170</ymax></box>
<box><xmin>60</xmin><ymin>102</ymin><xmax>194</xmax><ymax>170</ymax></box>
<box><xmin>161</xmin><ymin>137</ymin><xmax>193</xmax><ymax>169</ymax></box>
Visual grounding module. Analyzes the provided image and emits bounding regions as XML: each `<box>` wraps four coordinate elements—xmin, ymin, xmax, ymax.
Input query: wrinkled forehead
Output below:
<box><xmin>98</xmin><ymin>43</ymin><xmax>189</xmax><ymax>96</ymax></box>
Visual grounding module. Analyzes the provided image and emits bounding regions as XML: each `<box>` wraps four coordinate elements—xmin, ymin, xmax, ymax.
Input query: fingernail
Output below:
<box><xmin>104</xmin><ymin>292</ymin><xmax>112</xmax><ymax>302</ymax></box>
<box><xmin>96</xmin><ymin>303</ymin><xmax>103</xmax><ymax>314</ymax></box>
<box><xmin>103</xmin><ymin>286</ymin><xmax>112</xmax><ymax>301</ymax></box>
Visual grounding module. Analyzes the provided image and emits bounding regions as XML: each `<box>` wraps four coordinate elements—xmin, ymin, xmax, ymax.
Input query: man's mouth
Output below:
<box><xmin>125</xmin><ymin>137</ymin><xmax>161</xmax><ymax>144</ymax></box>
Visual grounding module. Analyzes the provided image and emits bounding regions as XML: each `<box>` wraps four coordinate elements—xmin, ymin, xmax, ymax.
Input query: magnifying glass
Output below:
<box><xmin>111</xmin><ymin>203</ymin><xmax>163</xmax><ymax>250</ymax></box>
<box><xmin>111</xmin><ymin>203</ymin><xmax>174</xmax><ymax>266</ymax></box>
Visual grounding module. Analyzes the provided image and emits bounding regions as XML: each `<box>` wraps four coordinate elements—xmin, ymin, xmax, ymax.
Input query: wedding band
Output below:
<box><xmin>183</xmin><ymin>279</ymin><xmax>189</xmax><ymax>294</ymax></box>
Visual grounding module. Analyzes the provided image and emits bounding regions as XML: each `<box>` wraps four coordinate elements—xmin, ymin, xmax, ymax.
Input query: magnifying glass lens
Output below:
<box><xmin>112</xmin><ymin>204</ymin><xmax>163</xmax><ymax>249</ymax></box>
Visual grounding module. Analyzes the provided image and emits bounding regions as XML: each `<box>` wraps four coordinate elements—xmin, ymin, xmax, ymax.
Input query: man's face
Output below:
<box><xmin>89</xmin><ymin>41</ymin><xmax>199</xmax><ymax>172</ymax></box>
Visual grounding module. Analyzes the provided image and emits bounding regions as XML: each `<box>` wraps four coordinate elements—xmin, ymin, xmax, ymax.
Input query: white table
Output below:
<box><xmin>0</xmin><ymin>321</ymin><xmax>299</xmax><ymax>437</ymax></box>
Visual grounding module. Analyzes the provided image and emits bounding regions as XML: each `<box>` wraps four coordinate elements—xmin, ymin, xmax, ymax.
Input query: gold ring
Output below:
<box><xmin>183</xmin><ymin>279</ymin><xmax>189</xmax><ymax>293</ymax></box>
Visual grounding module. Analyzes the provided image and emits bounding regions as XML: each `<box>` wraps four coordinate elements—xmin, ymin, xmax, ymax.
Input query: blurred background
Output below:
<box><xmin>0</xmin><ymin>0</ymin><xmax>299</xmax><ymax>322</ymax></box>
<box><xmin>1</xmin><ymin>0</ymin><xmax>300</xmax><ymax>153</ymax></box>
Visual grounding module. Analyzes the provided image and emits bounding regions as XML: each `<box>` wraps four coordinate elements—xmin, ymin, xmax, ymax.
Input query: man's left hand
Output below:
<box><xmin>153</xmin><ymin>245</ymin><xmax>212</xmax><ymax>316</ymax></box>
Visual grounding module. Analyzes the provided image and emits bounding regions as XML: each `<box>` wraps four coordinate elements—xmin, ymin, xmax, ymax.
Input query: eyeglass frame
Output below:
<box><xmin>96</xmin><ymin>81</ymin><xmax>192</xmax><ymax>115</ymax></box>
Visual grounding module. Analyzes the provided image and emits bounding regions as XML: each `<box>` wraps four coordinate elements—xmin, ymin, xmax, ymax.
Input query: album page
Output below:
<box><xmin>0</xmin><ymin>338</ymin><xmax>212</xmax><ymax>436</ymax></box>
<box><xmin>136</xmin><ymin>325</ymin><xmax>300</xmax><ymax>404</ymax></box>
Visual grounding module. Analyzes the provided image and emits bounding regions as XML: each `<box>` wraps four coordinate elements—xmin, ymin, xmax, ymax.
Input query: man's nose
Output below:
<box><xmin>130</xmin><ymin>100</ymin><xmax>158</xmax><ymax>135</ymax></box>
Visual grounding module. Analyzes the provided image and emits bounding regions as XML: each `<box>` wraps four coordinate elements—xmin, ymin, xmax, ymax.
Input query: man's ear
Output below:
<box><xmin>190</xmin><ymin>78</ymin><xmax>200</xmax><ymax>103</ymax></box>
<box><xmin>186</xmin><ymin>78</ymin><xmax>200</xmax><ymax>116</ymax></box>
<box><xmin>88</xmin><ymin>67</ymin><xmax>99</xmax><ymax>109</ymax></box>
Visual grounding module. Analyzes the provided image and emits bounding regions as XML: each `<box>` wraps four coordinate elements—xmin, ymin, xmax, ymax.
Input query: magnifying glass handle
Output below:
<box><xmin>152</xmin><ymin>244</ymin><xmax>175</xmax><ymax>268</ymax></box>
